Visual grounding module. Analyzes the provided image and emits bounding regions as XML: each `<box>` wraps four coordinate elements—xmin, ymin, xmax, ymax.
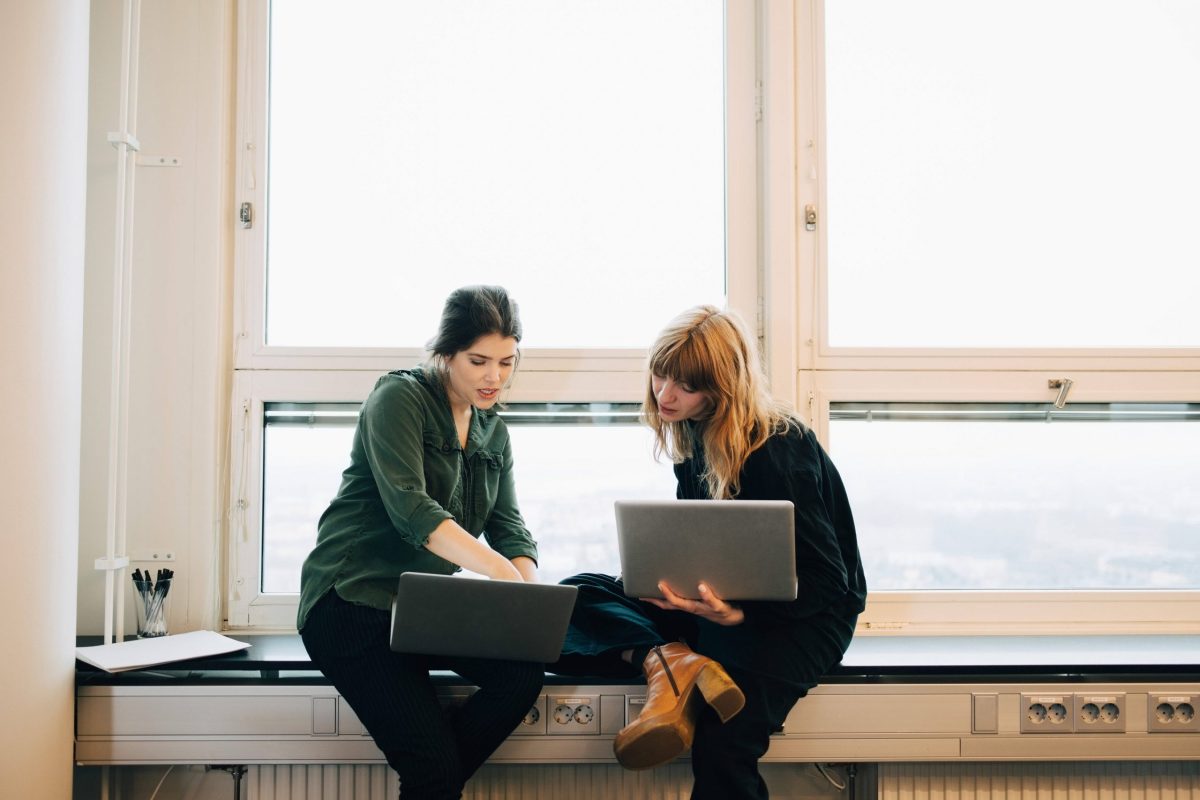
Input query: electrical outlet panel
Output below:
<box><xmin>1020</xmin><ymin>693</ymin><xmax>1072</xmax><ymax>733</ymax></box>
<box><xmin>547</xmin><ymin>695</ymin><xmax>599</xmax><ymax>735</ymax></box>
<box><xmin>1148</xmin><ymin>694</ymin><xmax>1199</xmax><ymax>733</ymax></box>
<box><xmin>1073</xmin><ymin>693</ymin><xmax>1125</xmax><ymax>733</ymax></box>
<box><xmin>511</xmin><ymin>695</ymin><xmax>546</xmax><ymax>736</ymax></box>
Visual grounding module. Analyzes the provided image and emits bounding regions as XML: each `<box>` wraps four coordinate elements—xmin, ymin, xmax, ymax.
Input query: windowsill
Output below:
<box><xmin>75</xmin><ymin>632</ymin><xmax>1200</xmax><ymax>684</ymax></box>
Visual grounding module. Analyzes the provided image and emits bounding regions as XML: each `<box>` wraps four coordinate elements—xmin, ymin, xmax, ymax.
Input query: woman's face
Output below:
<box><xmin>444</xmin><ymin>333</ymin><xmax>519</xmax><ymax>413</ymax></box>
<box><xmin>650</xmin><ymin>374</ymin><xmax>711</xmax><ymax>423</ymax></box>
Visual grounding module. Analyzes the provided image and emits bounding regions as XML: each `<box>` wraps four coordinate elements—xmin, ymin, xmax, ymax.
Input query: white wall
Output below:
<box><xmin>78</xmin><ymin>0</ymin><xmax>234</xmax><ymax>636</ymax></box>
<box><xmin>0</xmin><ymin>0</ymin><xmax>90</xmax><ymax>795</ymax></box>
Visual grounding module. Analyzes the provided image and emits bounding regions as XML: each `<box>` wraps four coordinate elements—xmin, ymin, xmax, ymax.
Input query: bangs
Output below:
<box><xmin>648</xmin><ymin>332</ymin><xmax>713</xmax><ymax>391</ymax></box>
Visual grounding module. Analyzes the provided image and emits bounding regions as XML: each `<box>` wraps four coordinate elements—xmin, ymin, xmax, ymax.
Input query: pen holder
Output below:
<box><xmin>134</xmin><ymin>577</ymin><xmax>171</xmax><ymax>638</ymax></box>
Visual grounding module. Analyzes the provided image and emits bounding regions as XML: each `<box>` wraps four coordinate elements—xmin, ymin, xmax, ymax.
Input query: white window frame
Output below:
<box><xmin>227</xmin><ymin>0</ymin><xmax>790</xmax><ymax>629</ymax></box>
<box><xmin>796</xmin><ymin>0</ymin><xmax>1200</xmax><ymax>635</ymax></box>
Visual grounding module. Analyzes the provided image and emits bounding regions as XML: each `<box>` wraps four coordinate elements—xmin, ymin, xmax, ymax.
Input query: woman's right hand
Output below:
<box><xmin>487</xmin><ymin>555</ymin><xmax>524</xmax><ymax>582</ymax></box>
<box><xmin>425</xmin><ymin>518</ymin><xmax>524</xmax><ymax>581</ymax></box>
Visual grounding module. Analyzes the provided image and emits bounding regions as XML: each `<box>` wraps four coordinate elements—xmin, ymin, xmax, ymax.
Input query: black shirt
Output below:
<box><xmin>675</xmin><ymin>420</ymin><xmax>867</xmax><ymax>688</ymax></box>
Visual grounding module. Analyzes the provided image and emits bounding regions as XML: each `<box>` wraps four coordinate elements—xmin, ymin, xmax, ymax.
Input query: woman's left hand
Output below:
<box><xmin>643</xmin><ymin>582</ymin><xmax>745</xmax><ymax>626</ymax></box>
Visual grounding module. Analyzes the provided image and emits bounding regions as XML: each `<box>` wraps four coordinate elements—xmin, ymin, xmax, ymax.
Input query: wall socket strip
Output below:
<box><xmin>1021</xmin><ymin>693</ymin><xmax>1127</xmax><ymax>734</ymax></box>
<box><xmin>512</xmin><ymin>694</ymin><xmax>602</xmax><ymax>737</ymax></box>
<box><xmin>1149</xmin><ymin>693</ymin><xmax>1199</xmax><ymax>733</ymax></box>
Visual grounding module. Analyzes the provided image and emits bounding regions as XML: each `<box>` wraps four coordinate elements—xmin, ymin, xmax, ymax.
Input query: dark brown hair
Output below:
<box><xmin>426</xmin><ymin>285</ymin><xmax>522</xmax><ymax>358</ymax></box>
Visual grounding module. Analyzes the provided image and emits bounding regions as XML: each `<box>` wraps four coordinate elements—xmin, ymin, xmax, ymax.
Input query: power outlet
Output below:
<box><xmin>511</xmin><ymin>695</ymin><xmax>546</xmax><ymax>736</ymax></box>
<box><xmin>1148</xmin><ymin>694</ymin><xmax>1200</xmax><ymax>733</ymax></box>
<box><xmin>547</xmin><ymin>695</ymin><xmax>599</xmax><ymax>736</ymax></box>
<box><xmin>1020</xmin><ymin>693</ymin><xmax>1073</xmax><ymax>733</ymax></box>
<box><xmin>1073</xmin><ymin>693</ymin><xmax>1125</xmax><ymax>733</ymax></box>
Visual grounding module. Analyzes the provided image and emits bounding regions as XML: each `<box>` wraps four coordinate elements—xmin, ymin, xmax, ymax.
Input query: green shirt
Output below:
<box><xmin>297</xmin><ymin>366</ymin><xmax>538</xmax><ymax>630</ymax></box>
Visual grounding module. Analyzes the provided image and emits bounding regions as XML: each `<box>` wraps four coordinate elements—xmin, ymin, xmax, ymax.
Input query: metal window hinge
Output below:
<box><xmin>754</xmin><ymin>80</ymin><xmax>763</xmax><ymax>122</ymax></box>
<box><xmin>804</xmin><ymin>204</ymin><xmax>818</xmax><ymax>231</ymax></box>
<box><xmin>239</xmin><ymin>201</ymin><xmax>253</xmax><ymax>229</ymax></box>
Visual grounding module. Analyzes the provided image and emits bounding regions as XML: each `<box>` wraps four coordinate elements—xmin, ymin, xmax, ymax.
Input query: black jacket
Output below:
<box><xmin>676</xmin><ymin>420</ymin><xmax>867</xmax><ymax>689</ymax></box>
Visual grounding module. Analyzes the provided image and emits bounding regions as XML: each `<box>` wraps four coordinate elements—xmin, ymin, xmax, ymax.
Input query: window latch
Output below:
<box><xmin>239</xmin><ymin>201</ymin><xmax>253</xmax><ymax>229</ymax></box>
<box><xmin>1049</xmin><ymin>378</ymin><xmax>1074</xmax><ymax>409</ymax></box>
<box><xmin>804</xmin><ymin>204</ymin><xmax>817</xmax><ymax>231</ymax></box>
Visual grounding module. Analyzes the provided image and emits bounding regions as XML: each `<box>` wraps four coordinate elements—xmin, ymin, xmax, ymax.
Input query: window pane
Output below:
<box><xmin>502</xmin><ymin>413</ymin><xmax>678</xmax><ymax>585</ymax></box>
<box><xmin>830</xmin><ymin>403</ymin><xmax>1200</xmax><ymax>590</ymax></box>
<box><xmin>825</xmin><ymin>1</ymin><xmax>1200</xmax><ymax>347</ymax></box>
<box><xmin>267</xmin><ymin>1</ymin><xmax>726</xmax><ymax>348</ymax></box>
<box><xmin>262</xmin><ymin>403</ymin><xmax>676</xmax><ymax>593</ymax></box>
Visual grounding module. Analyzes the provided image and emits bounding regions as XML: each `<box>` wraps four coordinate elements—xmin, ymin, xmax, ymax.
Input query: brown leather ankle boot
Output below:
<box><xmin>612</xmin><ymin>643</ymin><xmax>746</xmax><ymax>770</ymax></box>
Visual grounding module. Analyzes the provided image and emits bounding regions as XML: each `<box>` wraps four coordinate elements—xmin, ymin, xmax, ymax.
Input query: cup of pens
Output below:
<box><xmin>132</xmin><ymin>568</ymin><xmax>173</xmax><ymax>638</ymax></box>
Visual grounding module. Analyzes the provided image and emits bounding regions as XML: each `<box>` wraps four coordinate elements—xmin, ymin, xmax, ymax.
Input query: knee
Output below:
<box><xmin>510</xmin><ymin>661</ymin><xmax>545</xmax><ymax>703</ymax></box>
<box><xmin>484</xmin><ymin>660</ymin><xmax>544</xmax><ymax>704</ymax></box>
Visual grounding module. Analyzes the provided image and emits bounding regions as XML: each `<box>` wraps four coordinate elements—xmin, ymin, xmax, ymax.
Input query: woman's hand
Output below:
<box><xmin>487</xmin><ymin>557</ymin><xmax>524</xmax><ymax>582</ymax></box>
<box><xmin>511</xmin><ymin>556</ymin><xmax>538</xmax><ymax>583</ymax></box>
<box><xmin>425</xmin><ymin>519</ymin><xmax>524</xmax><ymax>581</ymax></box>
<box><xmin>643</xmin><ymin>581</ymin><xmax>745</xmax><ymax>626</ymax></box>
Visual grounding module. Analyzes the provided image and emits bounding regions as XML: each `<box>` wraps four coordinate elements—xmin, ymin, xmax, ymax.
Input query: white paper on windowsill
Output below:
<box><xmin>75</xmin><ymin>630</ymin><xmax>252</xmax><ymax>673</ymax></box>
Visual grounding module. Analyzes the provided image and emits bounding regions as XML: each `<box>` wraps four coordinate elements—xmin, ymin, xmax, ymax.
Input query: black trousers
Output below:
<box><xmin>550</xmin><ymin>573</ymin><xmax>804</xmax><ymax>800</ymax></box>
<box><xmin>300</xmin><ymin>590</ymin><xmax>544</xmax><ymax>800</ymax></box>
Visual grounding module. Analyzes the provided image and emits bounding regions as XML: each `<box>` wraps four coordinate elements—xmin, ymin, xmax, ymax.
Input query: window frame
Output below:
<box><xmin>797</xmin><ymin>0</ymin><xmax>1200</xmax><ymax>635</ymax></box>
<box><xmin>226</xmin><ymin>0</ymin><xmax>1200</xmax><ymax>635</ymax></box>
<box><xmin>227</xmin><ymin>0</ymin><xmax>783</xmax><ymax>629</ymax></box>
<box><xmin>808</xmin><ymin>373</ymin><xmax>1200</xmax><ymax>634</ymax></box>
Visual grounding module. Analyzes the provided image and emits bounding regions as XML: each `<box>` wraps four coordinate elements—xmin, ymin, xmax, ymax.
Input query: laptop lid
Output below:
<box><xmin>616</xmin><ymin>499</ymin><xmax>798</xmax><ymax>601</ymax></box>
<box><xmin>389</xmin><ymin>572</ymin><xmax>578</xmax><ymax>663</ymax></box>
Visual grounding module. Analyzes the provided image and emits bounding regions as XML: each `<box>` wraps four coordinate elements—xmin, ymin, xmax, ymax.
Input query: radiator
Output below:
<box><xmin>244</xmin><ymin>762</ymin><xmax>1200</xmax><ymax>800</ymax></box>
<box><xmin>877</xmin><ymin>763</ymin><xmax>1200</xmax><ymax>800</ymax></box>
<box><xmin>246</xmin><ymin>763</ymin><xmax>696</xmax><ymax>800</ymax></box>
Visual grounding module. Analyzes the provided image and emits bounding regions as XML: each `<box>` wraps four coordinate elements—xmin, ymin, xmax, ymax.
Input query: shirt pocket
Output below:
<box><xmin>470</xmin><ymin>450</ymin><xmax>504</xmax><ymax>520</ymax></box>
<box><xmin>421</xmin><ymin>434</ymin><xmax>463</xmax><ymax>517</ymax></box>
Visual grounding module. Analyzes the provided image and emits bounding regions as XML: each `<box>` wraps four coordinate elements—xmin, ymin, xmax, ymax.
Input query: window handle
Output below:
<box><xmin>1049</xmin><ymin>378</ymin><xmax>1074</xmax><ymax>409</ymax></box>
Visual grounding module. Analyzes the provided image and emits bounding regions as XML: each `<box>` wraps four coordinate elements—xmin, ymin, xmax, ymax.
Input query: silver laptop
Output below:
<box><xmin>389</xmin><ymin>572</ymin><xmax>578</xmax><ymax>663</ymax></box>
<box><xmin>616</xmin><ymin>499</ymin><xmax>798</xmax><ymax>601</ymax></box>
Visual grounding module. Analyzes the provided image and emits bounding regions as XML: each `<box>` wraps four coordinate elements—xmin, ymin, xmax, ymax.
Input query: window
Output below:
<box><xmin>262</xmin><ymin>403</ymin><xmax>676</xmax><ymax>594</ymax></box>
<box><xmin>797</xmin><ymin>0</ymin><xmax>1200</xmax><ymax>632</ymax></box>
<box><xmin>832</xmin><ymin>403</ymin><xmax>1200</xmax><ymax>591</ymax></box>
<box><xmin>230</xmin><ymin>0</ymin><xmax>1200</xmax><ymax>634</ymax></box>
<box><xmin>822</xmin><ymin>0</ymin><xmax>1200</xmax><ymax>349</ymax></box>
<box><xmin>229</xmin><ymin>0</ymin><xmax>769</xmax><ymax>627</ymax></box>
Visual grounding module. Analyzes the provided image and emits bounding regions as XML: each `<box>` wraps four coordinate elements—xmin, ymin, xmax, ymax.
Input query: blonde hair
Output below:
<box><xmin>644</xmin><ymin>306</ymin><xmax>801</xmax><ymax>499</ymax></box>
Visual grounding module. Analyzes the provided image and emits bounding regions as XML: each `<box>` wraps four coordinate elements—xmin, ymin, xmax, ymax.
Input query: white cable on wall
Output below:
<box><xmin>98</xmin><ymin>0</ymin><xmax>142</xmax><ymax>645</ymax></box>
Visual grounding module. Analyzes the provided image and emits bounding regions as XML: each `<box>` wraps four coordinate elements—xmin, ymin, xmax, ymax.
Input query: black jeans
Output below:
<box><xmin>550</xmin><ymin>573</ymin><xmax>804</xmax><ymax>800</ymax></box>
<box><xmin>300</xmin><ymin>590</ymin><xmax>544</xmax><ymax>800</ymax></box>
<box><xmin>689</xmin><ymin>663</ymin><xmax>800</xmax><ymax>800</ymax></box>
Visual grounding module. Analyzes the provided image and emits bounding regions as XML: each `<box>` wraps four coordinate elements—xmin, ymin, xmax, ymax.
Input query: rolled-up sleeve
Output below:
<box><xmin>359</xmin><ymin>379</ymin><xmax>453</xmax><ymax>548</ymax></box>
<box><xmin>482</xmin><ymin>438</ymin><xmax>539</xmax><ymax>563</ymax></box>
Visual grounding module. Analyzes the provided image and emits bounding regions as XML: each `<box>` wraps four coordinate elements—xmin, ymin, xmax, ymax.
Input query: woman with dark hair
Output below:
<box><xmin>553</xmin><ymin>305</ymin><xmax>867</xmax><ymax>800</ymax></box>
<box><xmin>299</xmin><ymin>286</ymin><xmax>542</xmax><ymax>799</ymax></box>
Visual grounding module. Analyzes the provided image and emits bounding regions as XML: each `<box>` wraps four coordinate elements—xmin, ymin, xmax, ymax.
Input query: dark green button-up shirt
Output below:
<box><xmin>297</xmin><ymin>366</ymin><xmax>538</xmax><ymax>630</ymax></box>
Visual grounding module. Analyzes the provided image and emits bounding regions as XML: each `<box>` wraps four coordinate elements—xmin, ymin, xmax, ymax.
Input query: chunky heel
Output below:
<box><xmin>612</xmin><ymin>643</ymin><xmax>745</xmax><ymax>771</ymax></box>
<box><xmin>696</xmin><ymin>662</ymin><xmax>746</xmax><ymax>723</ymax></box>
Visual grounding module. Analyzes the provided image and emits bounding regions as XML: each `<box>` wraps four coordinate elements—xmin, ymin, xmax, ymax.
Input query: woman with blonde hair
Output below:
<box><xmin>552</xmin><ymin>305</ymin><xmax>866</xmax><ymax>800</ymax></box>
